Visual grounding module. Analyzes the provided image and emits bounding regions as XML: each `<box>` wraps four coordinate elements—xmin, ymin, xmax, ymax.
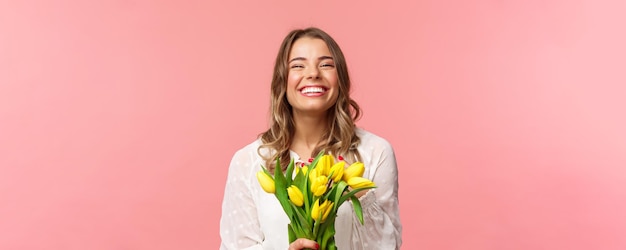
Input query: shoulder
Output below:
<box><xmin>354</xmin><ymin>128</ymin><xmax>398</xmax><ymax>178</ymax></box>
<box><xmin>231</xmin><ymin>139</ymin><xmax>263</xmax><ymax>159</ymax></box>
<box><xmin>228</xmin><ymin>138</ymin><xmax>264</xmax><ymax>172</ymax></box>
<box><xmin>356</xmin><ymin>128</ymin><xmax>395</xmax><ymax>153</ymax></box>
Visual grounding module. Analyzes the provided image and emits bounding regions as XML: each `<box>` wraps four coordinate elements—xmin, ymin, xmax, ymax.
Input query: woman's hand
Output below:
<box><xmin>354</xmin><ymin>189</ymin><xmax>369</xmax><ymax>198</ymax></box>
<box><xmin>288</xmin><ymin>238</ymin><xmax>319</xmax><ymax>250</ymax></box>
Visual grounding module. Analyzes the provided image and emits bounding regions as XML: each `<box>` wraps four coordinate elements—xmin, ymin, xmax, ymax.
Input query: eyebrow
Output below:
<box><xmin>288</xmin><ymin>56</ymin><xmax>334</xmax><ymax>63</ymax></box>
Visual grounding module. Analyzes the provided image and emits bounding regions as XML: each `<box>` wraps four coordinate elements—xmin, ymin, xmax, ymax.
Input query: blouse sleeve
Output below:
<box><xmin>350</xmin><ymin>140</ymin><xmax>402</xmax><ymax>249</ymax></box>
<box><xmin>219</xmin><ymin>148</ymin><xmax>265</xmax><ymax>250</ymax></box>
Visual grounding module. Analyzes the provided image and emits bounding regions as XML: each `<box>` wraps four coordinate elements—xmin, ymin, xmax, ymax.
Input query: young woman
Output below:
<box><xmin>220</xmin><ymin>27</ymin><xmax>402</xmax><ymax>249</ymax></box>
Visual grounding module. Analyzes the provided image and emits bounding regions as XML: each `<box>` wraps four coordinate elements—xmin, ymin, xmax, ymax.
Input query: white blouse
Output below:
<box><xmin>220</xmin><ymin>129</ymin><xmax>402</xmax><ymax>249</ymax></box>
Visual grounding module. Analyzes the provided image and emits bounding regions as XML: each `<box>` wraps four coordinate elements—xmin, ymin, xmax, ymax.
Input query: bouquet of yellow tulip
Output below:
<box><xmin>256</xmin><ymin>152</ymin><xmax>376</xmax><ymax>250</ymax></box>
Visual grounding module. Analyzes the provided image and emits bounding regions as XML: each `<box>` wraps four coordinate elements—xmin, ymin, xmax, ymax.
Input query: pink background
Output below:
<box><xmin>1</xmin><ymin>0</ymin><xmax>625</xmax><ymax>249</ymax></box>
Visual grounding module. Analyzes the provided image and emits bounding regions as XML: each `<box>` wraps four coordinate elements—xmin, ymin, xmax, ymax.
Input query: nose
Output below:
<box><xmin>306</xmin><ymin>66</ymin><xmax>320</xmax><ymax>79</ymax></box>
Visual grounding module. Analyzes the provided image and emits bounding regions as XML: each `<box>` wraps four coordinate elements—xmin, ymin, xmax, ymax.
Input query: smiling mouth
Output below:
<box><xmin>300</xmin><ymin>86</ymin><xmax>327</xmax><ymax>94</ymax></box>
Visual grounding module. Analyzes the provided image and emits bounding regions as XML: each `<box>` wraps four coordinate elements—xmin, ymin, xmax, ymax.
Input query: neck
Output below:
<box><xmin>291</xmin><ymin>110</ymin><xmax>328</xmax><ymax>153</ymax></box>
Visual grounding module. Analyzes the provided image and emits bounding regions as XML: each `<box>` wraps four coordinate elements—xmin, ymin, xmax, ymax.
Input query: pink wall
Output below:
<box><xmin>1</xmin><ymin>1</ymin><xmax>625</xmax><ymax>249</ymax></box>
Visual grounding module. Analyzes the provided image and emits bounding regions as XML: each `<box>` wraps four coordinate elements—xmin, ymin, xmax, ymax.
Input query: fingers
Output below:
<box><xmin>354</xmin><ymin>189</ymin><xmax>369</xmax><ymax>198</ymax></box>
<box><xmin>288</xmin><ymin>238</ymin><xmax>319</xmax><ymax>250</ymax></box>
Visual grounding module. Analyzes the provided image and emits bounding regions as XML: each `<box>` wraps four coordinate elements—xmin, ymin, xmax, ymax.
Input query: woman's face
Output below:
<box><xmin>286</xmin><ymin>37</ymin><xmax>339</xmax><ymax>116</ymax></box>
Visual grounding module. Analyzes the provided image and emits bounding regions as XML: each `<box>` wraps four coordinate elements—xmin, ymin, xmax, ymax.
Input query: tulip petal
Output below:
<box><xmin>287</xmin><ymin>185</ymin><xmax>304</xmax><ymax>207</ymax></box>
<box><xmin>347</xmin><ymin>177</ymin><xmax>376</xmax><ymax>189</ymax></box>
<box><xmin>316</xmin><ymin>155</ymin><xmax>334</xmax><ymax>176</ymax></box>
<box><xmin>343</xmin><ymin>162</ymin><xmax>365</xmax><ymax>182</ymax></box>
<box><xmin>311</xmin><ymin>175</ymin><xmax>329</xmax><ymax>196</ymax></box>
<box><xmin>329</xmin><ymin>162</ymin><xmax>345</xmax><ymax>182</ymax></box>
<box><xmin>256</xmin><ymin>171</ymin><xmax>276</xmax><ymax>193</ymax></box>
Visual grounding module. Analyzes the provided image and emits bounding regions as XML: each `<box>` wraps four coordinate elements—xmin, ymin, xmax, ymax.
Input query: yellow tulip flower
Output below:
<box><xmin>342</xmin><ymin>162</ymin><xmax>365</xmax><ymax>182</ymax></box>
<box><xmin>328</xmin><ymin>161</ymin><xmax>345</xmax><ymax>182</ymax></box>
<box><xmin>316</xmin><ymin>155</ymin><xmax>334</xmax><ymax>176</ymax></box>
<box><xmin>311</xmin><ymin>199</ymin><xmax>334</xmax><ymax>222</ymax></box>
<box><xmin>256</xmin><ymin>171</ymin><xmax>275</xmax><ymax>193</ymax></box>
<box><xmin>287</xmin><ymin>185</ymin><xmax>304</xmax><ymax>206</ymax></box>
<box><xmin>347</xmin><ymin>177</ymin><xmax>376</xmax><ymax>189</ymax></box>
<box><xmin>310</xmin><ymin>175</ymin><xmax>329</xmax><ymax>196</ymax></box>
<box><xmin>308</xmin><ymin>167</ymin><xmax>319</xmax><ymax>183</ymax></box>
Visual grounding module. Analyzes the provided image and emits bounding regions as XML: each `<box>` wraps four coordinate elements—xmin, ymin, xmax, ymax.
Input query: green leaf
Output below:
<box><xmin>328</xmin><ymin>241</ymin><xmax>337</xmax><ymax>250</ymax></box>
<box><xmin>293</xmin><ymin>168</ymin><xmax>305</xmax><ymax>186</ymax></box>
<box><xmin>332</xmin><ymin>181</ymin><xmax>348</xmax><ymax>208</ymax></box>
<box><xmin>318</xmin><ymin>217</ymin><xmax>336</xmax><ymax>250</ymax></box>
<box><xmin>337</xmin><ymin>186</ymin><xmax>376</xmax><ymax>207</ymax></box>
<box><xmin>285</xmin><ymin>158</ymin><xmax>295</xmax><ymax>186</ymax></box>
<box><xmin>273</xmin><ymin>158</ymin><xmax>293</xmax><ymax>219</ymax></box>
<box><xmin>260</xmin><ymin>165</ymin><xmax>271</xmax><ymax>176</ymax></box>
<box><xmin>289</xmin><ymin>202</ymin><xmax>312</xmax><ymax>234</ymax></box>
<box><xmin>351</xmin><ymin>195</ymin><xmax>365</xmax><ymax>224</ymax></box>
<box><xmin>290</xmin><ymin>215</ymin><xmax>308</xmax><ymax>239</ymax></box>
<box><xmin>319</xmin><ymin>203</ymin><xmax>338</xmax><ymax>237</ymax></box>
<box><xmin>300</xmin><ymin>166</ymin><xmax>312</xmax><ymax>223</ymax></box>
<box><xmin>312</xmin><ymin>213</ymin><xmax>322</xmax><ymax>237</ymax></box>
<box><xmin>288</xmin><ymin>224</ymin><xmax>296</xmax><ymax>243</ymax></box>
<box><xmin>302</xmin><ymin>190</ymin><xmax>311</xmax><ymax>224</ymax></box>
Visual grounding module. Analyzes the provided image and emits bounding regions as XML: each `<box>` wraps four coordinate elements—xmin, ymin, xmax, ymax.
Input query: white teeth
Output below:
<box><xmin>301</xmin><ymin>87</ymin><xmax>325</xmax><ymax>94</ymax></box>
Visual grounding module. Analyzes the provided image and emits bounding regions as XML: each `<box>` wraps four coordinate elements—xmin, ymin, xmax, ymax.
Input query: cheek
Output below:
<box><xmin>324</xmin><ymin>72</ymin><xmax>339</xmax><ymax>87</ymax></box>
<box><xmin>287</xmin><ymin>72</ymin><xmax>302</xmax><ymax>88</ymax></box>
<box><xmin>330</xmin><ymin>81</ymin><xmax>341</xmax><ymax>102</ymax></box>
<box><xmin>285</xmin><ymin>73</ymin><xmax>299</xmax><ymax>104</ymax></box>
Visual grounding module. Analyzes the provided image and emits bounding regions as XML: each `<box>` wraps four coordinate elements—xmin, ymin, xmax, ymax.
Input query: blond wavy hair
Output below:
<box><xmin>258</xmin><ymin>27</ymin><xmax>362</xmax><ymax>172</ymax></box>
